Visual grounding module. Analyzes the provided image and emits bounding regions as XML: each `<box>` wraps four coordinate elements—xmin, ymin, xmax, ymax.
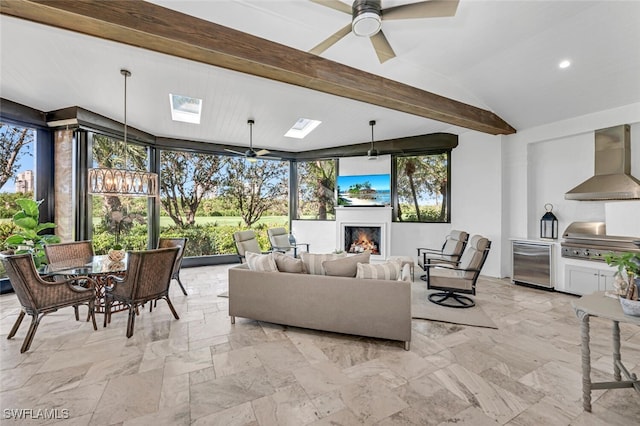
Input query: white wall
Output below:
<box><xmin>293</xmin><ymin>145</ymin><xmax>506</xmax><ymax>278</ymax></box>
<box><xmin>339</xmin><ymin>154</ymin><xmax>391</xmax><ymax>175</ymax></box>
<box><xmin>451</xmin><ymin>131</ymin><xmax>503</xmax><ymax>278</ymax></box>
<box><xmin>504</xmin><ymin>102</ymin><xmax>640</xmax><ymax>239</ymax></box>
<box><xmin>502</xmin><ymin>102</ymin><xmax>640</xmax><ymax>290</ymax></box>
<box><xmin>293</xmin><ymin>102</ymin><xmax>640</xmax><ymax>283</ymax></box>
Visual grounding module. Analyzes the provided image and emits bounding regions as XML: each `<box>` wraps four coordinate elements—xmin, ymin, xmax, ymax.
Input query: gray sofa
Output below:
<box><xmin>228</xmin><ymin>264</ymin><xmax>412</xmax><ymax>349</ymax></box>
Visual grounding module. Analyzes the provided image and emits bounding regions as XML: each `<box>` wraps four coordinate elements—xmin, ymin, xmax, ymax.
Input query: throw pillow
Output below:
<box><xmin>300</xmin><ymin>252</ymin><xmax>347</xmax><ymax>275</ymax></box>
<box><xmin>398</xmin><ymin>263</ymin><xmax>412</xmax><ymax>282</ymax></box>
<box><xmin>272</xmin><ymin>251</ymin><xmax>306</xmax><ymax>273</ymax></box>
<box><xmin>356</xmin><ymin>260</ymin><xmax>402</xmax><ymax>280</ymax></box>
<box><xmin>245</xmin><ymin>251</ymin><xmax>278</xmax><ymax>272</ymax></box>
<box><xmin>322</xmin><ymin>251</ymin><xmax>371</xmax><ymax>277</ymax></box>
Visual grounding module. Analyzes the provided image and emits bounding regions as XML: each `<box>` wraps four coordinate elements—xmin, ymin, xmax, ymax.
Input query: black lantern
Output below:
<box><xmin>540</xmin><ymin>203</ymin><xmax>558</xmax><ymax>240</ymax></box>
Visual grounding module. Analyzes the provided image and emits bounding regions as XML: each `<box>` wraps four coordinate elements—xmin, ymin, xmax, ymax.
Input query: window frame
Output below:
<box><xmin>392</xmin><ymin>150</ymin><xmax>452</xmax><ymax>223</ymax></box>
<box><xmin>293</xmin><ymin>158</ymin><xmax>338</xmax><ymax>221</ymax></box>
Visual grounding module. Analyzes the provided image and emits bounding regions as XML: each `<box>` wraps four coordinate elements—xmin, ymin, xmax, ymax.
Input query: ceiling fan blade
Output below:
<box><xmin>255</xmin><ymin>149</ymin><xmax>271</xmax><ymax>156</ymax></box>
<box><xmin>370</xmin><ymin>30</ymin><xmax>396</xmax><ymax>64</ymax></box>
<box><xmin>382</xmin><ymin>0</ymin><xmax>459</xmax><ymax>20</ymax></box>
<box><xmin>309</xmin><ymin>23</ymin><xmax>352</xmax><ymax>55</ymax></box>
<box><xmin>224</xmin><ymin>148</ymin><xmax>245</xmax><ymax>156</ymax></box>
<box><xmin>310</xmin><ymin>0</ymin><xmax>352</xmax><ymax>15</ymax></box>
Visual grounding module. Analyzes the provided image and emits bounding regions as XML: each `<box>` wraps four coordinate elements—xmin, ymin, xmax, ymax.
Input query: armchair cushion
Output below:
<box><xmin>233</xmin><ymin>230</ymin><xmax>263</xmax><ymax>258</ymax></box>
<box><xmin>271</xmin><ymin>234</ymin><xmax>292</xmax><ymax>249</ymax></box>
<box><xmin>427</xmin><ymin>267</ymin><xmax>474</xmax><ymax>291</ymax></box>
<box><xmin>322</xmin><ymin>251</ymin><xmax>370</xmax><ymax>277</ymax></box>
<box><xmin>457</xmin><ymin>235</ymin><xmax>490</xmax><ymax>279</ymax></box>
<box><xmin>246</xmin><ymin>252</ymin><xmax>278</xmax><ymax>272</ymax></box>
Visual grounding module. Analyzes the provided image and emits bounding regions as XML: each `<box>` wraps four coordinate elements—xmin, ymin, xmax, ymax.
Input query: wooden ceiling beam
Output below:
<box><xmin>0</xmin><ymin>0</ymin><xmax>516</xmax><ymax>135</ymax></box>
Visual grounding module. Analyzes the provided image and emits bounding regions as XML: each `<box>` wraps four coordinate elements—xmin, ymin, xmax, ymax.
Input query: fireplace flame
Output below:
<box><xmin>349</xmin><ymin>231</ymin><xmax>379</xmax><ymax>254</ymax></box>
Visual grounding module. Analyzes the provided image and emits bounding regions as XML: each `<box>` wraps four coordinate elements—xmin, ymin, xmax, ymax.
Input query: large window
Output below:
<box><xmin>296</xmin><ymin>159</ymin><xmax>336</xmax><ymax>220</ymax></box>
<box><xmin>0</xmin><ymin>122</ymin><xmax>37</xmax><ymax>279</ymax></box>
<box><xmin>394</xmin><ymin>153</ymin><xmax>450</xmax><ymax>223</ymax></box>
<box><xmin>90</xmin><ymin>134</ymin><xmax>151</xmax><ymax>254</ymax></box>
<box><xmin>159</xmin><ymin>151</ymin><xmax>289</xmax><ymax>255</ymax></box>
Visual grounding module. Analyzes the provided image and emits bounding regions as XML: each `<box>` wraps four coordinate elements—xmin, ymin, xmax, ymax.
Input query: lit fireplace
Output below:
<box><xmin>344</xmin><ymin>226</ymin><xmax>381</xmax><ymax>255</ymax></box>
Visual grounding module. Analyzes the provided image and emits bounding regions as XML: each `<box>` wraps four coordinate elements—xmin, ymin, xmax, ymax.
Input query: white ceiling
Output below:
<box><xmin>1</xmin><ymin>0</ymin><xmax>639</xmax><ymax>153</ymax></box>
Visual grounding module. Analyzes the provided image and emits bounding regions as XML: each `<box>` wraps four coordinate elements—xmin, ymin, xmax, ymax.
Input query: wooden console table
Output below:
<box><xmin>572</xmin><ymin>291</ymin><xmax>640</xmax><ymax>412</ymax></box>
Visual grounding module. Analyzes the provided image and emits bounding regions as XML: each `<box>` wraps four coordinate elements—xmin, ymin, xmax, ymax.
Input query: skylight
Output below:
<box><xmin>169</xmin><ymin>94</ymin><xmax>202</xmax><ymax>124</ymax></box>
<box><xmin>284</xmin><ymin>118</ymin><xmax>322</xmax><ymax>139</ymax></box>
<box><xmin>558</xmin><ymin>59</ymin><xmax>571</xmax><ymax>69</ymax></box>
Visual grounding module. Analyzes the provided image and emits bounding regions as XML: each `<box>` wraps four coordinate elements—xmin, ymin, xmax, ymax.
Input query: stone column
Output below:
<box><xmin>54</xmin><ymin>129</ymin><xmax>74</xmax><ymax>242</ymax></box>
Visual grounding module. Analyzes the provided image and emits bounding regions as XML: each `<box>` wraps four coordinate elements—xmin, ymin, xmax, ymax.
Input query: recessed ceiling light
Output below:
<box><xmin>559</xmin><ymin>60</ymin><xmax>571</xmax><ymax>69</ymax></box>
<box><xmin>284</xmin><ymin>118</ymin><xmax>322</xmax><ymax>139</ymax></box>
<box><xmin>169</xmin><ymin>94</ymin><xmax>202</xmax><ymax>124</ymax></box>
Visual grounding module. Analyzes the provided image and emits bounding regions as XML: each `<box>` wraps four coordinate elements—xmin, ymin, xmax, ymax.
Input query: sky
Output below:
<box><xmin>0</xmin><ymin>130</ymin><xmax>35</xmax><ymax>193</ymax></box>
<box><xmin>337</xmin><ymin>174</ymin><xmax>391</xmax><ymax>192</ymax></box>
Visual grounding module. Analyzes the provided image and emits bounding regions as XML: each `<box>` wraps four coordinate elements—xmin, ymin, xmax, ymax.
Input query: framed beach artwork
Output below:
<box><xmin>337</xmin><ymin>174</ymin><xmax>391</xmax><ymax>207</ymax></box>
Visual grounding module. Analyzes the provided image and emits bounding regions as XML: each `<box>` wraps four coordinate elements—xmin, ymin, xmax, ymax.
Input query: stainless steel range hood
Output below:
<box><xmin>565</xmin><ymin>124</ymin><xmax>640</xmax><ymax>200</ymax></box>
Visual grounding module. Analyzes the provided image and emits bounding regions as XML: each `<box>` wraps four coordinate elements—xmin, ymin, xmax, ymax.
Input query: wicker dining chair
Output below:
<box><xmin>157</xmin><ymin>237</ymin><xmax>188</xmax><ymax>296</ymax></box>
<box><xmin>103</xmin><ymin>247</ymin><xmax>180</xmax><ymax>338</ymax></box>
<box><xmin>44</xmin><ymin>240</ymin><xmax>94</xmax><ymax>265</ymax></box>
<box><xmin>1</xmin><ymin>252</ymin><xmax>98</xmax><ymax>353</ymax></box>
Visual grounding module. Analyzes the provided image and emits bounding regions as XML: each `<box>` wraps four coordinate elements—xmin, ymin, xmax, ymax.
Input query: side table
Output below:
<box><xmin>571</xmin><ymin>291</ymin><xmax>640</xmax><ymax>412</ymax></box>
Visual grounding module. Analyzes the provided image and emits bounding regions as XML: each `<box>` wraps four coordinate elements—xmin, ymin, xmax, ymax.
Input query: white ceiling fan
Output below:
<box><xmin>225</xmin><ymin>119</ymin><xmax>280</xmax><ymax>162</ymax></box>
<box><xmin>310</xmin><ymin>0</ymin><xmax>459</xmax><ymax>63</ymax></box>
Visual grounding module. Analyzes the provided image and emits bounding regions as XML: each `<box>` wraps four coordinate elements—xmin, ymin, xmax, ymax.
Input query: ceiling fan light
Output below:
<box><xmin>352</xmin><ymin>12</ymin><xmax>382</xmax><ymax>37</ymax></box>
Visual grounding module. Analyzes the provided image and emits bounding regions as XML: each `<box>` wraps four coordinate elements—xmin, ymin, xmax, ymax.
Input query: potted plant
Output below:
<box><xmin>605</xmin><ymin>251</ymin><xmax>640</xmax><ymax>316</ymax></box>
<box><xmin>4</xmin><ymin>198</ymin><xmax>61</xmax><ymax>269</ymax></box>
<box><xmin>106</xmin><ymin>210</ymin><xmax>144</xmax><ymax>261</ymax></box>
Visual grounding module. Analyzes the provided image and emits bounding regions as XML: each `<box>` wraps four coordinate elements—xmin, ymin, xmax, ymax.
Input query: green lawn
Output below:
<box><xmin>90</xmin><ymin>215</ymin><xmax>289</xmax><ymax>228</ymax></box>
<box><xmin>159</xmin><ymin>215</ymin><xmax>288</xmax><ymax>227</ymax></box>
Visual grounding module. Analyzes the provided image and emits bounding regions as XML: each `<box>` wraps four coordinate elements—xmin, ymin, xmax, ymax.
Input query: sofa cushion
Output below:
<box><xmin>300</xmin><ymin>252</ymin><xmax>347</xmax><ymax>275</ymax></box>
<box><xmin>322</xmin><ymin>251</ymin><xmax>371</xmax><ymax>277</ymax></box>
<box><xmin>356</xmin><ymin>260</ymin><xmax>402</xmax><ymax>280</ymax></box>
<box><xmin>245</xmin><ymin>251</ymin><xmax>278</xmax><ymax>272</ymax></box>
<box><xmin>272</xmin><ymin>251</ymin><xmax>306</xmax><ymax>273</ymax></box>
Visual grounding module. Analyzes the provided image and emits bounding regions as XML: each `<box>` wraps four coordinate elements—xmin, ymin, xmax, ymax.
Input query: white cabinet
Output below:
<box><xmin>565</xmin><ymin>265</ymin><xmax>616</xmax><ymax>295</ymax></box>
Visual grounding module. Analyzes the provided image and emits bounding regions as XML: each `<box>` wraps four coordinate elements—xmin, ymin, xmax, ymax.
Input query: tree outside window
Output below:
<box><xmin>221</xmin><ymin>158</ymin><xmax>289</xmax><ymax>228</ymax></box>
<box><xmin>296</xmin><ymin>159</ymin><xmax>336</xmax><ymax>220</ymax></box>
<box><xmin>91</xmin><ymin>134</ymin><xmax>150</xmax><ymax>254</ymax></box>
<box><xmin>1</xmin><ymin>122</ymin><xmax>37</xmax><ymax>279</ymax></box>
<box><xmin>395</xmin><ymin>153</ymin><xmax>450</xmax><ymax>222</ymax></box>
<box><xmin>158</xmin><ymin>152</ymin><xmax>289</xmax><ymax>256</ymax></box>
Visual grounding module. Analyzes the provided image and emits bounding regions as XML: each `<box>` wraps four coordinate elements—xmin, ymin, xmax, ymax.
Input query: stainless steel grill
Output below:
<box><xmin>561</xmin><ymin>221</ymin><xmax>640</xmax><ymax>262</ymax></box>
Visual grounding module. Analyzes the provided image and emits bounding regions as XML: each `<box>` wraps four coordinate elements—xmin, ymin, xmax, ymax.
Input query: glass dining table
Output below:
<box><xmin>43</xmin><ymin>254</ymin><xmax>128</xmax><ymax>313</ymax></box>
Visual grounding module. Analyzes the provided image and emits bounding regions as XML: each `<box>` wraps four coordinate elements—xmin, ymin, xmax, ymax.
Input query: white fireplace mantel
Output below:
<box><xmin>336</xmin><ymin>207</ymin><xmax>392</xmax><ymax>260</ymax></box>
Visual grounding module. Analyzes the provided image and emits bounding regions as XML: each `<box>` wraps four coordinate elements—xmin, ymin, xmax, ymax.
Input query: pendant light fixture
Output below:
<box><xmin>367</xmin><ymin>120</ymin><xmax>378</xmax><ymax>160</ymax></box>
<box><xmin>88</xmin><ymin>69</ymin><xmax>158</xmax><ymax>197</ymax></box>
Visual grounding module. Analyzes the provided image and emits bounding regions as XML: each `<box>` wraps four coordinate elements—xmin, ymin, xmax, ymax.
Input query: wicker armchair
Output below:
<box><xmin>157</xmin><ymin>237</ymin><xmax>188</xmax><ymax>296</ymax></box>
<box><xmin>103</xmin><ymin>247</ymin><xmax>180</xmax><ymax>338</ymax></box>
<box><xmin>1</xmin><ymin>253</ymin><xmax>97</xmax><ymax>353</ymax></box>
<box><xmin>44</xmin><ymin>240</ymin><xmax>94</xmax><ymax>265</ymax></box>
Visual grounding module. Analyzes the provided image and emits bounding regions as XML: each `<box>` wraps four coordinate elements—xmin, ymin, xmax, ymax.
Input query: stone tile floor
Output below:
<box><xmin>0</xmin><ymin>264</ymin><xmax>638</xmax><ymax>425</ymax></box>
